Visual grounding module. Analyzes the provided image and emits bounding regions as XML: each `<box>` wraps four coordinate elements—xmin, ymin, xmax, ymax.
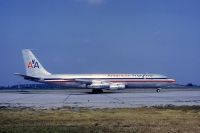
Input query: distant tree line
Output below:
<box><xmin>0</xmin><ymin>84</ymin><xmax>66</xmax><ymax>89</ymax></box>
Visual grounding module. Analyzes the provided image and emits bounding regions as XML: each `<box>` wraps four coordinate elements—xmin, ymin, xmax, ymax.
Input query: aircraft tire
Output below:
<box><xmin>156</xmin><ymin>88</ymin><xmax>161</xmax><ymax>93</ymax></box>
<box><xmin>92</xmin><ymin>89</ymin><xmax>103</xmax><ymax>94</ymax></box>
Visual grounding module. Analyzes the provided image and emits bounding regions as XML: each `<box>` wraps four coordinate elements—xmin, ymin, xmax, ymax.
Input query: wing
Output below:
<box><xmin>75</xmin><ymin>79</ymin><xmax>126</xmax><ymax>90</ymax></box>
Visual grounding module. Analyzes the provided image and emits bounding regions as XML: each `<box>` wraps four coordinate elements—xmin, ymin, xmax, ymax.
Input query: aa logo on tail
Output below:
<box><xmin>27</xmin><ymin>60</ymin><xmax>39</xmax><ymax>68</ymax></box>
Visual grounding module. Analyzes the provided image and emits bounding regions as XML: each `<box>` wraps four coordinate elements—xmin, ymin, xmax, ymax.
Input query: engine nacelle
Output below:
<box><xmin>87</xmin><ymin>83</ymin><xmax>109</xmax><ymax>89</ymax></box>
<box><xmin>109</xmin><ymin>83</ymin><xmax>126</xmax><ymax>90</ymax></box>
<box><xmin>87</xmin><ymin>80</ymin><xmax>126</xmax><ymax>90</ymax></box>
<box><xmin>87</xmin><ymin>80</ymin><xmax>110</xmax><ymax>89</ymax></box>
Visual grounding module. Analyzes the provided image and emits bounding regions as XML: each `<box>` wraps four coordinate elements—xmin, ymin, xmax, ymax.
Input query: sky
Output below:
<box><xmin>0</xmin><ymin>0</ymin><xmax>200</xmax><ymax>85</ymax></box>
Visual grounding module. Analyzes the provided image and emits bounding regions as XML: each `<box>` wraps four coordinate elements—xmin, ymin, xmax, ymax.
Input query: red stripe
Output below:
<box><xmin>45</xmin><ymin>80</ymin><xmax>175</xmax><ymax>83</ymax></box>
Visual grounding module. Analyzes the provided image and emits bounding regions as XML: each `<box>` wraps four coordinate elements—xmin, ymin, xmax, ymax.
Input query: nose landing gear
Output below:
<box><xmin>156</xmin><ymin>88</ymin><xmax>161</xmax><ymax>93</ymax></box>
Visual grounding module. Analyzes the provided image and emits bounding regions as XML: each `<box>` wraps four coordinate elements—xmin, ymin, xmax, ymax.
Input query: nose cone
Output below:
<box><xmin>171</xmin><ymin>79</ymin><xmax>176</xmax><ymax>83</ymax></box>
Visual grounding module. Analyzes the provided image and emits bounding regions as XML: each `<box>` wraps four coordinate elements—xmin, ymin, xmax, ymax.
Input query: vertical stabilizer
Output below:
<box><xmin>22</xmin><ymin>49</ymin><xmax>51</xmax><ymax>77</ymax></box>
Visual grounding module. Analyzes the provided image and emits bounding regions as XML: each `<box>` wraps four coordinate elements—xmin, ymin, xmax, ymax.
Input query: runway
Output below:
<box><xmin>0</xmin><ymin>89</ymin><xmax>200</xmax><ymax>109</ymax></box>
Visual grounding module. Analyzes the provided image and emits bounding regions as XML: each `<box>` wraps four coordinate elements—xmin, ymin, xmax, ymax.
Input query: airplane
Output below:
<box><xmin>15</xmin><ymin>49</ymin><xmax>176</xmax><ymax>93</ymax></box>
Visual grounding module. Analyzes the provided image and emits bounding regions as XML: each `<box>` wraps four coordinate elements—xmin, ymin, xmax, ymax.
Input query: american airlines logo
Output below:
<box><xmin>27</xmin><ymin>59</ymin><xmax>39</xmax><ymax>68</ymax></box>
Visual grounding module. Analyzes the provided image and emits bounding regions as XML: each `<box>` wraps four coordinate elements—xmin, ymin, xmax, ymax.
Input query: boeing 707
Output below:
<box><xmin>15</xmin><ymin>49</ymin><xmax>176</xmax><ymax>93</ymax></box>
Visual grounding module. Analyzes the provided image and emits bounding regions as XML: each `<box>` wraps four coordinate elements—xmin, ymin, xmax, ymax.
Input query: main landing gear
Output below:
<box><xmin>92</xmin><ymin>89</ymin><xmax>103</xmax><ymax>94</ymax></box>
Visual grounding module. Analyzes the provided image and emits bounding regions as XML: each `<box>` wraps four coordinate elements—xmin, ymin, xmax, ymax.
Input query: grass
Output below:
<box><xmin>0</xmin><ymin>106</ymin><xmax>200</xmax><ymax>133</ymax></box>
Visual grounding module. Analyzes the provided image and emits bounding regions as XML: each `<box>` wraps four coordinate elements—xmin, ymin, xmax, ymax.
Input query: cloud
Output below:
<box><xmin>86</xmin><ymin>0</ymin><xmax>105</xmax><ymax>5</ymax></box>
<box><xmin>75</xmin><ymin>0</ymin><xmax>106</xmax><ymax>6</ymax></box>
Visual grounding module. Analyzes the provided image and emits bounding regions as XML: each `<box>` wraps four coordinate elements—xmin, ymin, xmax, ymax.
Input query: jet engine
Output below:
<box><xmin>87</xmin><ymin>80</ymin><xmax>110</xmax><ymax>89</ymax></box>
<box><xmin>109</xmin><ymin>83</ymin><xmax>126</xmax><ymax>90</ymax></box>
<box><xmin>87</xmin><ymin>80</ymin><xmax>126</xmax><ymax>90</ymax></box>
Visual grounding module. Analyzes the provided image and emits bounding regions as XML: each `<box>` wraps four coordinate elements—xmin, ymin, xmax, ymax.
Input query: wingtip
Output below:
<box><xmin>14</xmin><ymin>73</ymin><xmax>21</xmax><ymax>75</ymax></box>
<box><xmin>14</xmin><ymin>73</ymin><xmax>26</xmax><ymax>77</ymax></box>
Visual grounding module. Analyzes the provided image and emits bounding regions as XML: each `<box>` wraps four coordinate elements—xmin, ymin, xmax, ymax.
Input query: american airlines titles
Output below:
<box><xmin>107</xmin><ymin>74</ymin><xmax>153</xmax><ymax>78</ymax></box>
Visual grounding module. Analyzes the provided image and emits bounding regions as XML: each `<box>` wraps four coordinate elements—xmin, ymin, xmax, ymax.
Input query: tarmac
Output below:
<box><xmin>0</xmin><ymin>88</ymin><xmax>200</xmax><ymax>109</ymax></box>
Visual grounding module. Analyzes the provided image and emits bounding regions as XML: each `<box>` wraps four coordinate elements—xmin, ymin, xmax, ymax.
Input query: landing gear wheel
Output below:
<box><xmin>92</xmin><ymin>89</ymin><xmax>103</xmax><ymax>94</ymax></box>
<box><xmin>156</xmin><ymin>88</ymin><xmax>161</xmax><ymax>93</ymax></box>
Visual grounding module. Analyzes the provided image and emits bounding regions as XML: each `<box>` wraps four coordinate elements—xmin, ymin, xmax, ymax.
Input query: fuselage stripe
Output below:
<box><xmin>44</xmin><ymin>80</ymin><xmax>175</xmax><ymax>83</ymax></box>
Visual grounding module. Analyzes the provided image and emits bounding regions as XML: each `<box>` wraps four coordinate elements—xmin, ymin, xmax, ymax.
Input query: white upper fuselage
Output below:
<box><xmin>42</xmin><ymin>73</ymin><xmax>170</xmax><ymax>79</ymax></box>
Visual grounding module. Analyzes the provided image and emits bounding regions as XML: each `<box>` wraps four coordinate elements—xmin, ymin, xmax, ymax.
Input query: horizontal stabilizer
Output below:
<box><xmin>14</xmin><ymin>73</ymin><xmax>40</xmax><ymax>81</ymax></box>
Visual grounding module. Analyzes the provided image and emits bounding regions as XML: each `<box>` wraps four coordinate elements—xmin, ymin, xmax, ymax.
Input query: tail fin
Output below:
<box><xmin>22</xmin><ymin>49</ymin><xmax>51</xmax><ymax>77</ymax></box>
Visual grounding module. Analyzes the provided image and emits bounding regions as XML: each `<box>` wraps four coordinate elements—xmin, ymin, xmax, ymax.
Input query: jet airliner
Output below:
<box><xmin>15</xmin><ymin>49</ymin><xmax>176</xmax><ymax>93</ymax></box>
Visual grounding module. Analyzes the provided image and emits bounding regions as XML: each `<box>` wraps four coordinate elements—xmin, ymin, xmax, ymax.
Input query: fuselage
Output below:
<box><xmin>39</xmin><ymin>73</ymin><xmax>176</xmax><ymax>89</ymax></box>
